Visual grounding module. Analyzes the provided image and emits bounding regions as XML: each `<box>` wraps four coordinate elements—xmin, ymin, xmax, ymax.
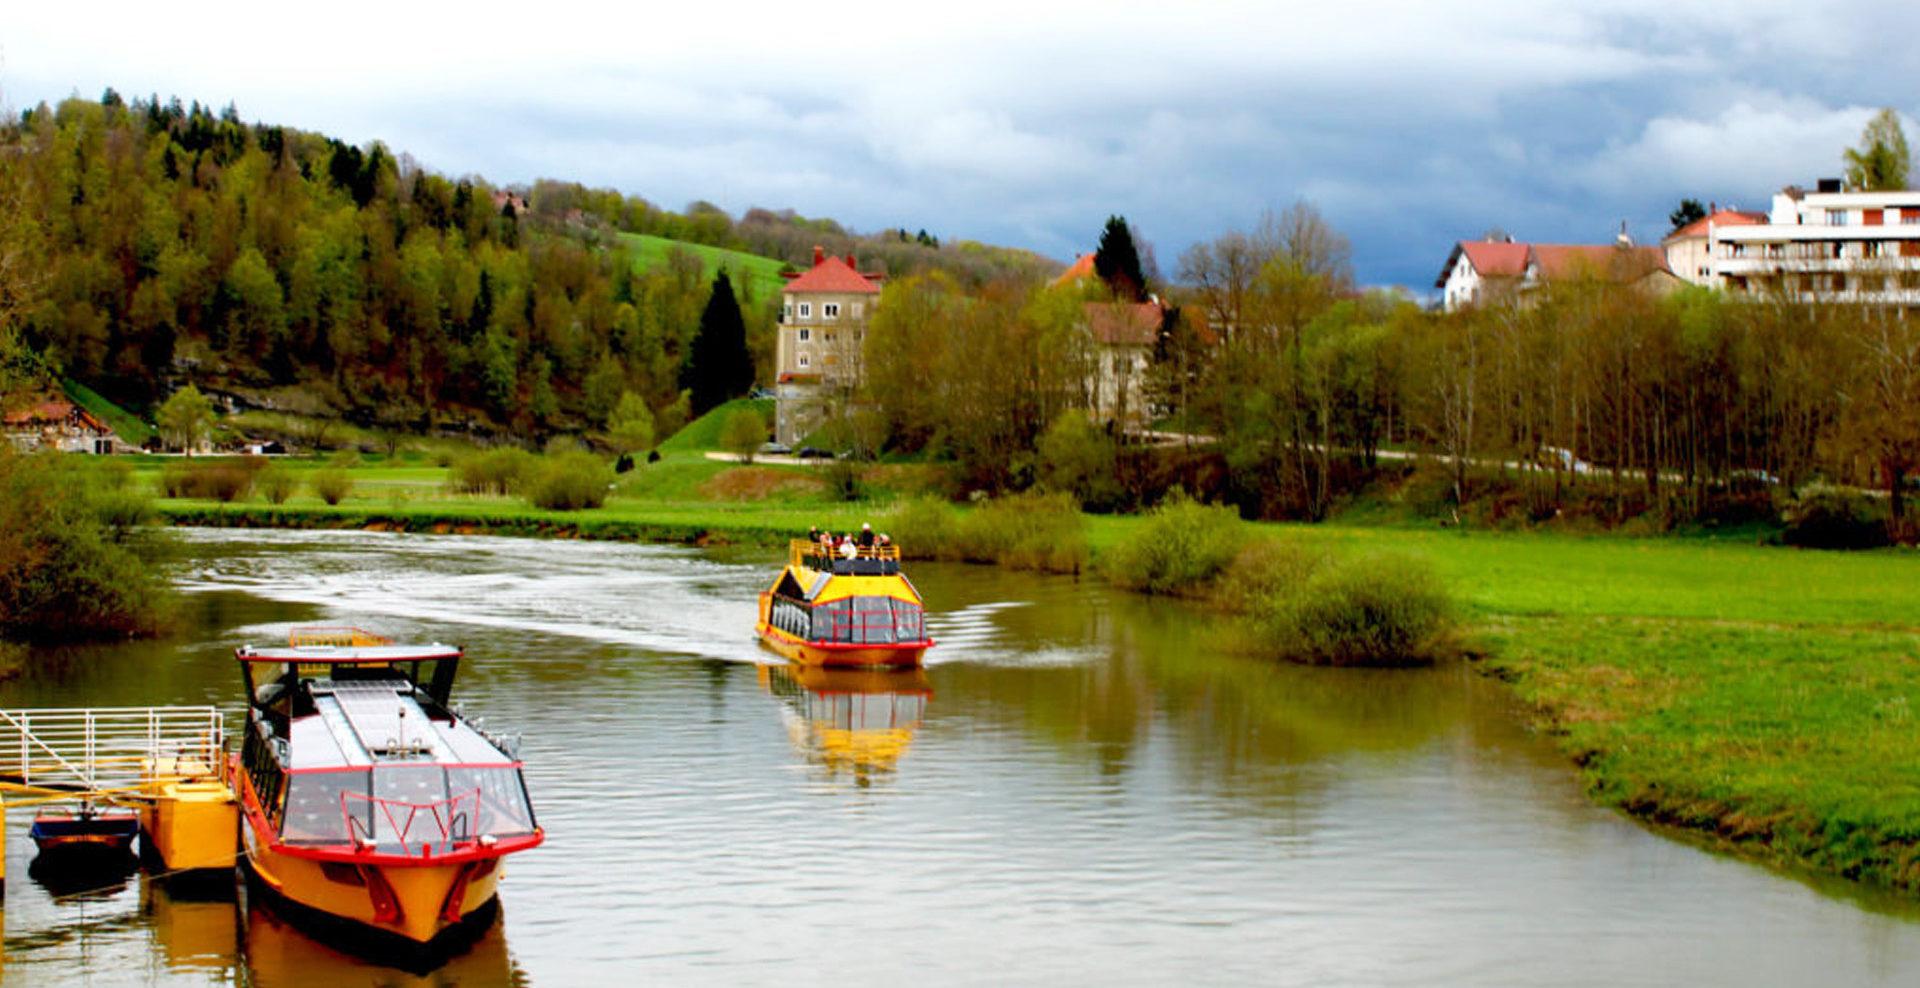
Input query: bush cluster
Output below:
<box><xmin>527</xmin><ymin>452</ymin><xmax>613</xmax><ymax>511</ymax></box>
<box><xmin>159</xmin><ymin>456</ymin><xmax>268</xmax><ymax>502</ymax></box>
<box><xmin>1212</xmin><ymin>538</ymin><xmax>1455</xmax><ymax>667</ymax></box>
<box><xmin>449</xmin><ymin>448</ymin><xmax>538</xmax><ymax>496</ymax></box>
<box><xmin>311</xmin><ymin>468</ymin><xmax>353</xmax><ymax>506</ymax></box>
<box><xmin>888</xmin><ymin>491</ymin><xmax>1088</xmax><ymax>572</ymax></box>
<box><xmin>1097</xmin><ymin>490</ymin><xmax>1245</xmax><ymax>595</ymax></box>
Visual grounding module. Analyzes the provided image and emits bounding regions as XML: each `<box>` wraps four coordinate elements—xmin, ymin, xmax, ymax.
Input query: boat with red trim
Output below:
<box><xmin>227</xmin><ymin>627</ymin><xmax>541</xmax><ymax>955</ymax></box>
<box><xmin>756</xmin><ymin>540</ymin><xmax>933</xmax><ymax>667</ymax></box>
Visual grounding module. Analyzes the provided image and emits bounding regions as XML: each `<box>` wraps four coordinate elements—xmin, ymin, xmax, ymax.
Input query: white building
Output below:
<box><xmin>1705</xmin><ymin>180</ymin><xmax>1920</xmax><ymax>303</ymax></box>
<box><xmin>1435</xmin><ymin>239</ymin><xmax>1674</xmax><ymax>312</ymax></box>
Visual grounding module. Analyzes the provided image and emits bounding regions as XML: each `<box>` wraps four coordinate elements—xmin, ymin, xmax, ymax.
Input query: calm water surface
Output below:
<box><xmin>4</xmin><ymin>528</ymin><xmax>1920</xmax><ymax>986</ymax></box>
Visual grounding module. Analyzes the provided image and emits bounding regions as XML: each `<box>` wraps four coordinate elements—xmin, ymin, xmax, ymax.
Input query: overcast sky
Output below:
<box><xmin>6</xmin><ymin>1</ymin><xmax>1917</xmax><ymax>291</ymax></box>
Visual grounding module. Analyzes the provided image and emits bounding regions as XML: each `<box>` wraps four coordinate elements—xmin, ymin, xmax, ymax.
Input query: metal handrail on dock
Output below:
<box><xmin>0</xmin><ymin>706</ymin><xmax>225</xmax><ymax>801</ymax></box>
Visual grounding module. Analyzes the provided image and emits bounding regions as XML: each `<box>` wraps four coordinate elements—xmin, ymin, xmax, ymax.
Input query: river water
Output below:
<box><xmin>4</xmin><ymin>528</ymin><xmax>1919</xmax><ymax>986</ymax></box>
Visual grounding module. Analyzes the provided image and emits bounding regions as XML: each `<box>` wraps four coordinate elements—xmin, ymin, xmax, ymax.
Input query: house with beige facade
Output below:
<box><xmin>773</xmin><ymin>247</ymin><xmax>884</xmax><ymax>446</ymax></box>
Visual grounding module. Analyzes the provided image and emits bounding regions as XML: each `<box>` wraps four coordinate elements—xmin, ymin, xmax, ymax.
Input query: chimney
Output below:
<box><xmin>812</xmin><ymin>245</ymin><xmax>824</xmax><ymax>266</ymax></box>
<box><xmin>846</xmin><ymin>253</ymin><xmax>857</xmax><ymax>269</ymax></box>
<box><xmin>1616</xmin><ymin>220</ymin><xmax>1633</xmax><ymax>247</ymax></box>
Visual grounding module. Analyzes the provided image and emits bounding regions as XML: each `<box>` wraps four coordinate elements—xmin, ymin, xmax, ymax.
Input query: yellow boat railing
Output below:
<box><xmin>288</xmin><ymin>626</ymin><xmax>393</xmax><ymax>647</ymax></box>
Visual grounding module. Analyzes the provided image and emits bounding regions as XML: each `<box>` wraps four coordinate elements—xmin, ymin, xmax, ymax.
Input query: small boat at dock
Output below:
<box><xmin>756</xmin><ymin>539</ymin><xmax>933</xmax><ymax>667</ymax></box>
<box><xmin>28</xmin><ymin>805</ymin><xmax>140</xmax><ymax>863</ymax></box>
<box><xmin>227</xmin><ymin>627</ymin><xmax>542</xmax><ymax>956</ymax></box>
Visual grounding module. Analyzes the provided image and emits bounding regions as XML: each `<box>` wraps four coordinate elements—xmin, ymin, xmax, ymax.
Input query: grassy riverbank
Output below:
<box><xmin>146</xmin><ymin>451</ymin><xmax>1920</xmax><ymax>894</ymax></box>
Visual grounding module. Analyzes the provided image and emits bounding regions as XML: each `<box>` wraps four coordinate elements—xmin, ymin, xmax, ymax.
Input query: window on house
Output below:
<box><xmin>798</xmin><ymin>354</ymin><xmax>810</xmax><ymax>368</ymax></box>
<box><xmin>823</xmin><ymin>303</ymin><xmax>840</xmax><ymax>320</ymax></box>
<box><xmin>798</xmin><ymin>328</ymin><xmax>810</xmax><ymax>342</ymax></box>
<box><xmin>783</xmin><ymin>303</ymin><xmax>792</xmax><ymax>320</ymax></box>
<box><xmin>798</xmin><ymin>302</ymin><xmax>812</xmax><ymax>319</ymax></box>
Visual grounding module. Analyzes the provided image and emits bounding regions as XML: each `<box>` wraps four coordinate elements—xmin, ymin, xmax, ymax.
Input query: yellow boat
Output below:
<box><xmin>227</xmin><ymin>628</ymin><xmax>542</xmax><ymax>958</ymax></box>
<box><xmin>756</xmin><ymin>540</ymin><xmax>933</xmax><ymax>667</ymax></box>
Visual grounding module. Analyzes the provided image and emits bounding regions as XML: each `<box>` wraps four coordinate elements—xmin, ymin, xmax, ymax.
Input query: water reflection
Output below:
<box><xmin>757</xmin><ymin>664</ymin><xmax>931</xmax><ymax>786</ymax></box>
<box><xmin>239</xmin><ymin>897</ymin><xmax>525</xmax><ymax>988</ymax></box>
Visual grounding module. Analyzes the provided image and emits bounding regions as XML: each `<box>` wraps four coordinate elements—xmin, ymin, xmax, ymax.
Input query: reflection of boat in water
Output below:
<box><xmin>756</xmin><ymin>540</ymin><xmax>934</xmax><ymax>667</ymax></box>
<box><xmin>240</xmin><ymin>886</ymin><xmax>523</xmax><ymax>987</ymax></box>
<box><xmin>227</xmin><ymin>627</ymin><xmax>542</xmax><ymax>958</ymax></box>
<box><xmin>758</xmin><ymin>664</ymin><xmax>932</xmax><ymax>779</ymax></box>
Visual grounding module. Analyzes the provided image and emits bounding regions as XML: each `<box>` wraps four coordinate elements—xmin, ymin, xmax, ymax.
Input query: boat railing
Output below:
<box><xmin>342</xmin><ymin>787</ymin><xmax>482</xmax><ymax>856</ymax></box>
<box><xmin>289</xmin><ymin>626</ymin><xmax>394</xmax><ymax>647</ymax></box>
<box><xmin>788</xmin><ymin>539</ymin><xmax>902</xmax><ymax>576</ymax></box>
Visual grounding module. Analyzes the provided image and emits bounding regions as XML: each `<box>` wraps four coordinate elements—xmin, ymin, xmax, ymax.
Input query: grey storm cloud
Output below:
<box><xmin>6</xmin><ymin>0</ymin><xmax>1918</xmax><ymax>291</ymax></box>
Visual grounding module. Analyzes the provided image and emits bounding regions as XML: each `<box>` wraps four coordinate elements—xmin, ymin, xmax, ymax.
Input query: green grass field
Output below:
<box><xmin>617</xmin><ymin>233</ymin><xmax>789</xmax><ymax>303</ymax></box>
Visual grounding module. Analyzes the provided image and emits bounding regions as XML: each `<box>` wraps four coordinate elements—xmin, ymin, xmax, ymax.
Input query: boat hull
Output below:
<box><xmin>757</xmin><ymin>622</ymin><xmax>929</xmax><ymax>668</ymax></box>
<box><xmin>239</xmin><ymin>818</ymin><xmax>506</xmax><ymax>951</ymax></box>
<box><xmin>29</xmin><ymin>812</ymin><xmax>139</xmax><ymax>862</ymax></box>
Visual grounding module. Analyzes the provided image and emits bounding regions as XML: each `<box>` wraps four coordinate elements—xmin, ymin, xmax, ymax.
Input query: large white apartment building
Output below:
<box><xmin>1686</xmin><ymin>179</ymin><xmax>1920</xmax><ymax>302</ymax></box>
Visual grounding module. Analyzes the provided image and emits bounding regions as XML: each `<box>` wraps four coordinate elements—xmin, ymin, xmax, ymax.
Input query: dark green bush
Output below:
<box><xmin>0</xmin><ymin>449</ymin><xmax>169</xmax><ymax>642</ymax></box>
<box><xmin>1781</xmin><ymin>490</ymin><xmax>1889</xmax><ymax>549</ymax></box>
<box><xmin>1097</xmin><ymin>489</ymin><xmax>1245</xmax><ymax>595</ymax></box>
<box><xmin>527</xmin><ymin>452</ymin><xmax>612</xmax><ymax>511</ymax></box>
<box><xmin>1214</xmin><ymin>541</ymin><xmax>1455</xmax><ymax>667</ymax></box>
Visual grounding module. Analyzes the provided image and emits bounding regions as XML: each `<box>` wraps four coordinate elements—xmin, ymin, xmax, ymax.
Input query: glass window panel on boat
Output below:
<box><xmin>447</xmin><ymin>766</ymin><xmax>538</xmax><ymax>837</ymax></box>
<box><xmin>814</xmin><ymin>596</ymin><xmax>923</xmax><ymax>644</ymax></box>
<box><xmin>284</xmin><ymin>769</ymin><xmax>374</xmax><ymax>844</ymax></box>
<box><xmin>282</xmin><ymin>765</ymin><xmax>535</xmax><ymax>844</ymax></box>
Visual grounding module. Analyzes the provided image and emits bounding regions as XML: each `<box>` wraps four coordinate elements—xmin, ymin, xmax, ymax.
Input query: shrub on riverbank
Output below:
<box><xmin>889</xmin><ymin>492</ymin><xmax>1088</xmax><ymax>572</ymax></box>
<box><xmin>160</xmin><ymin>456</ymin><xmax>266</xmax><ymax>502</ymax></box>
<box><xmin>528</xmin><ymin>452</ymin><xmax>613</xmax><ymax>511</ymax></box>
<box><xmin>0</xmin><ymin>450</ymin><xmax>169</xmax><ymax>642</ymax></box>
<box><xmin>450</xmin><ymin>448</ymin><xmax>538</xmax><ymax>496</ymax></box>
<box><xmin>311</xmin><ymin>468</ymin><xmax>353</xmax><ymax>506</ymax></box>
<box><xmin>1097</xmin><ymin>490</ymin><xmax>1244</xmax><ymax>595</ymax></box>
<box><xmin>1218</xmin><ymin>544</ymin><xmax>1455</xmax><ymax>666</ymax></box>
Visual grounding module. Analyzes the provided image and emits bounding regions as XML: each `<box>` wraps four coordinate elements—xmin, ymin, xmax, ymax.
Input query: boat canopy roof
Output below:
<box><xmin>284</xmin><ymin>679</ymin><xmax>512</xmax><ymax>771</ymax></box>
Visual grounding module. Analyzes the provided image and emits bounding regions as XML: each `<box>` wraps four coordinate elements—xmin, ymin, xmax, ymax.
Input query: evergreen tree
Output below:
<box><xmin>1668</xmin><ymin>198</ymin><xmax>1706</xmax><ymax>233</ymax></box>
<box><xmin>1093</xmin><ymin>215</ymin><xmax>1148</xmax><ymax>302</ymax></box>
<box><xmin>685</xmin><ymin>270</ymin><xmax>753</xmax><ymax>416</ymax></box>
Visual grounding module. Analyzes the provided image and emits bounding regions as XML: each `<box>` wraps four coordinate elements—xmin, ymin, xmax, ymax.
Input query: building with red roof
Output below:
<box><xmin>2</xmin><ymin>398</ymin><xmax>119</xmax><ymax>454</ymax></box>
<box><xmin>773</xmin><ymin>247</ymin><xmax>886</xmax><ymax>445</ymax></box>
<box><xmin>1661</xmin><ymin>207</ymin><xmax>1766</xmax><ymax>287</ymax></box>
<box><xmin>1435</xmin><ymin>236</ymin><xmax>1676</xmax><ymax>311</ymax></box>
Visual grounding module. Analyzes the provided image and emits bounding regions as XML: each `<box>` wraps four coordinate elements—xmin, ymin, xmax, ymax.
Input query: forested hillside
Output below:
<box><xmin>0</xmin><ymin>91</ymin><xmax>1056</xmax><ymax>438</ymax></box>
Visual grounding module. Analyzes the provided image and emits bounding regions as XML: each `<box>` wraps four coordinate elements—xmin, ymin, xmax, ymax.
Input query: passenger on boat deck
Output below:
<box><xmin>878</xmin><ymin>533</ymin><xmax>892</xmax><ymax>547</ymax></box>
<box><xmin>856</xmin><ymin>523</ymin><xmax>875</xmax><ymax>548</ymax></box>
<box><xmin>840</xmin><ymin>537</ymin><xmax>857</xmax><ymax>559</ymax></box>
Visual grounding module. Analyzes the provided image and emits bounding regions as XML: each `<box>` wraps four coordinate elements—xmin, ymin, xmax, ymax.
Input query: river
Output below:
<box><xmin>3</xmin><ymin>528</ymin><xmax>1918</xmax><ymax>986</ymax></box>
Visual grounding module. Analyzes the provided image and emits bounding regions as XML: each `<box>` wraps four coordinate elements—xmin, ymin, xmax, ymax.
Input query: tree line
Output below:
<box><xmin>0</xmin><ymin>90</ymin><xmax>1056</xmax><ymax>442</ymax></box>
<box><xmin>851</xmin><ymin>204</ymin><xmax>1920</xmax><ymax>542</ymax></box>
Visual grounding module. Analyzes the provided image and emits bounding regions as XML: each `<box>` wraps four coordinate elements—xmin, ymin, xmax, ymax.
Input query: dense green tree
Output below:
<box><xmin>684</xmin><ymin>270</ymin><xmax>752</xmax><ymax>417</ymax></box>
<box><xmin>1843</xmin><ymin>108</ymin><xmax>1911</xmax><ymax>191</ymax></box>
<box><xmin>1093</xmin><ymin>215</ymin><xmax>1148</xmax><ymax>302</ymax></box>
<box><xmin>1669</xmin><ymin>198</ymin><xmax>1707</xmax><ymax>232</ymax></box>
<box><xmin>156</xmin><ymin>383</ymin><xmax>215</xmax><ymax>454</ymax></box>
